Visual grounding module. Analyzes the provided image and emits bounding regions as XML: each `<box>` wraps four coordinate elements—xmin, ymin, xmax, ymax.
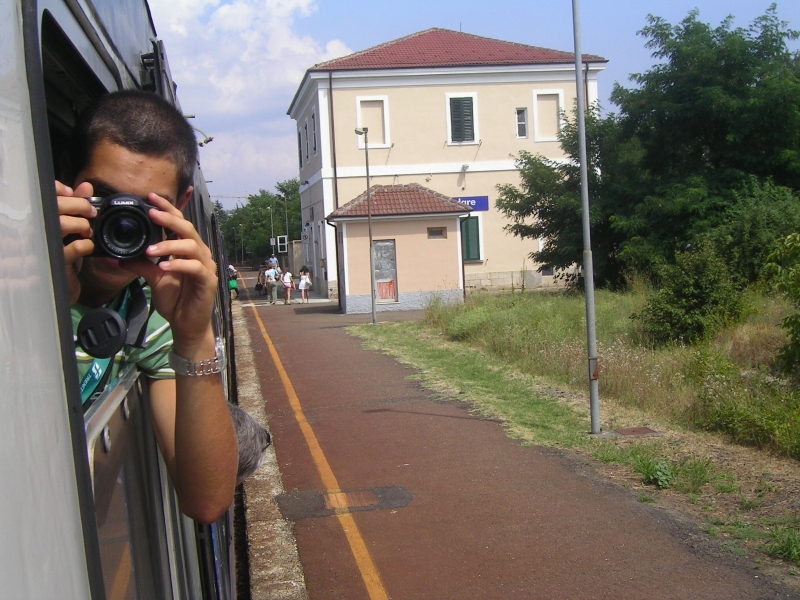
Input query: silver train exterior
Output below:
<box><xmin>2</xmin><ymin>1</ymin><xmax>238</xmax><ymax>598</ymax></box>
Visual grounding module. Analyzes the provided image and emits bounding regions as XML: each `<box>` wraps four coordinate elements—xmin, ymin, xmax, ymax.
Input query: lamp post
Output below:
<box><xmin>240</xmin><ymin>224</ymin><xmax>245</xmax><ymax>264</ymax></box>
<box><xmin>232</xmin><ymin>226</ymin><xmax>237</xmax><ymax>265</ymax></box>
<box><xmin>268</xmin><ymin>206</ymin><xmax>275</xmax><ymax>255</ymax></box>
<box><xmin>354</xmin><ymin>127</ymin><xmax>377</xmax><ymax>324</ymax></box>
<box><xmin>572</xmin><ymin>0</ymin><xmax>601</xmax><ymax>434</ymax></box>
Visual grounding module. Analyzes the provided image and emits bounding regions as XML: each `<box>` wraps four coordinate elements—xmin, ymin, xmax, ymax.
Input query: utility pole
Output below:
<box><xmin>572</xmin><ymin>0</ymin><xmax>601</xmax><ymax>434</ymax></box>
<box><xmin>355</xmin><ymin>127</ymin><xmax>377</xmax><ymax>324</ymax></box>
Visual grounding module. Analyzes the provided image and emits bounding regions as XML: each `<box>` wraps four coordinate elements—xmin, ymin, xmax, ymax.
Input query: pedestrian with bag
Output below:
<box><xmin>264</xmin><ymin>264</ymin><xmax>279</xmax><ymax>304</ymax></box>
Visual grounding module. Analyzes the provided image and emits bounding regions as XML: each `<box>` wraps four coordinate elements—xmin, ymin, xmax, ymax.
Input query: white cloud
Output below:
<box><xmin>149</xmin><ymin>0</ymin><xmax>352</xmax><ymax>119</ymax></box>
<box><xmin>146</xmin><ymin>0</ymin><xmax>351</xmax><ymax>199</ymax></box>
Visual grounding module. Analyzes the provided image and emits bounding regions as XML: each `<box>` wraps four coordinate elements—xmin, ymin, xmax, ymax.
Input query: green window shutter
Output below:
<box><xmin>450</xmin><ymin>97</ymin><xmax>474</xmax><ymax>143</ymax></box>
<box><xmin>461</xmin><ymin>216</ymin><xmax>480</xmax><ymax>260</ymax></box>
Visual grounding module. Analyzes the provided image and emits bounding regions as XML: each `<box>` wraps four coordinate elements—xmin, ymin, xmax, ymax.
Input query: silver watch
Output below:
<box><xmin>169</xmin><ymin>338</ymin><xmax>225</xmax><ymax>376</ymax></box>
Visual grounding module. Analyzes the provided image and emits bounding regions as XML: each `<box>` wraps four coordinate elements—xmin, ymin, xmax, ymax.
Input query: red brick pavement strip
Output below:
<box><xmin>238</xmin><ymin>279</ymin><xmax>792</xmax><ymax>599</ymax></box>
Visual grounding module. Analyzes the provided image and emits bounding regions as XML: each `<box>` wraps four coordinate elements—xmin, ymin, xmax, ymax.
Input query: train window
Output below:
<box><xmin>40</xmin><ymin>11</ymin><xmax>108</xmax><ymax>175</ymax></box>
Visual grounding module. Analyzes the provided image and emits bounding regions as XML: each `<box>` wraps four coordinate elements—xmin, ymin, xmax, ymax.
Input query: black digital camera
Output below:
<box><xmin>85</xmin><ymin>193</ymin><xmax>164</xmax><ymax>259</ymax></box>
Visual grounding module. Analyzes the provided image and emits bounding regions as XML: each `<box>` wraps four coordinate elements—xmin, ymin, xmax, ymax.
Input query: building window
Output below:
<box><xmin>297</xmin><ymin>130</ymin><xmax>303</xmax><ymax>168</ymax></box>
<box><xmin>304</xmin><ymin>121</ymin><xmax>309</xmax><ymax>160</ymax></box>
<box><xmin>460</xmin><ymin>216</ymin><xmax>481</xmax><ymax>261</ymax></box>
<box><xmin>533</xmin><ymin>90</ymin><xmax>565</xmax><ymax>142</ymax></box>
<box><xmin>356</xmin><ymin>96</ymin><xmax>390</xmax><ymax>147</ymax></box>
<box><xmin>311</xmin><ymin>110</ymin><xmax>317</xmax><ymax>154</ymax></box>
<box><xmin>447</xmin><ymin>93</ymin><xmax>478</xmax><ymax>144</ymax></box>
<box><xmin>516</xmin><ymin>108</ymin><xmax>528</xmax><ymax>138</ymax></box>
<box><xmin>427</xmin><ymin>227</ymin><xmax>446</xmax><ymax>239</ymax></box>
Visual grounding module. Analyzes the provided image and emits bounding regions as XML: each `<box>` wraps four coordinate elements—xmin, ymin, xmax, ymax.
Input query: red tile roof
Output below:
<box><xmin>327</xmin><ymin>184</ymin><xmax>471</xmax><ymax>220</ymax></box>
<box><xmin>313</xmin><ymin>28</ymin><xmax>605</xmax><ymax>71</ymax></box>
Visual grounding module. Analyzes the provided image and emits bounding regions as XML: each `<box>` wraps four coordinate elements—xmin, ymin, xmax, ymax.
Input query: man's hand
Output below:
<box><xmin>57</xmin><ymin>181</ymin><xmax>96</xmax><ymax>304</ymax></box>
<box><xmin>121</xmin><ymin>192</ymin><xmax>218</xmax><ymax>354</ymax></box>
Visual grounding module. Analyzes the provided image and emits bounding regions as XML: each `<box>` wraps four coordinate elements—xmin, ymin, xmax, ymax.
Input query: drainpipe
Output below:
<box><xmin>329</xmin><ymin>71</ymin><xmax>340</xmax><ymax>210</ymax></box>
<box><xmin>328</xmin><ymin>71</ymin><xmax>343</xmax><ymax>310</ymax></box>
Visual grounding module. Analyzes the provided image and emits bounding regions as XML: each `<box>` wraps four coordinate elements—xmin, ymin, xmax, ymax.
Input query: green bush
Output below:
<box><xmin>704</xmin><ymin>180</ymin><xmax>800</xmax><ymax>286</ymax></box>
<box><xmin>765</xmin><ymin>233</ymin><xmax>800</xmax><ymax>373</ymax></box>
<box><xmin>632</xmin><ymin>244</ymin><xmax>742</xmax><ymax>345</ymax></box>
<box><xmin>634</xmin><ymin>455</ymin><xmax>676</xmax><ymax>489</ymax></box>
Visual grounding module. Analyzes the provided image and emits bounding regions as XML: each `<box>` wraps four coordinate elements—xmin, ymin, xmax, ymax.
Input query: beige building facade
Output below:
<box><xmin>288</xmin><ymin>28</ymin><xmax>606</xmax><ymax>300</ymax></box>
<box><xmin>327</xmin><ymin>184</ymin><xmax>470</xmax><ymax>314</ymax></box>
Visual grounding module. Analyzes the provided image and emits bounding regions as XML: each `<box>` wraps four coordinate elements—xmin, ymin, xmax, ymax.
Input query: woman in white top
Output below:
<box><xmin>298</xmin><ymin>266</ymin><xmax>311</xmax><ymax>304</ymax></box>
<box><xmin>281</xmin><ymin>269</ymin><xmax>294</xmax><ymax>304</ymax></box>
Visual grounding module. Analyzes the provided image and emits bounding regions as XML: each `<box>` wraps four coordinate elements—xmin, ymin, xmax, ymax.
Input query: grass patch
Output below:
<box><xmin>423</xmin><ymin>290</ymin><xmax>800</xmax><ymax>458</ymax></box>
<box><xmin>350</xmin><ymin>321</ymin><xmax>589</xmax><ymax>448</ymax></box>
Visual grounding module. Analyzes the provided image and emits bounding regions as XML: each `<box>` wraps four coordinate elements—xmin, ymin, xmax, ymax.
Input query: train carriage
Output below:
<box><xmin>3</xmin><ymin>1</ymin><xmax>238</xmax><ymax>598</ymax></box>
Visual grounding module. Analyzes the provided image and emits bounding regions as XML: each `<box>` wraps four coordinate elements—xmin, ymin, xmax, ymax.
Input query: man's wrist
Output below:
<box><xmin>170</xmin><ymin>337</ymin><xmax>225</xmax><ymax>376</ymax></box>
<box><xmin>172</xmin><ymin>326</ymin><xmax>216</xmax><ymax>360</ymax></box>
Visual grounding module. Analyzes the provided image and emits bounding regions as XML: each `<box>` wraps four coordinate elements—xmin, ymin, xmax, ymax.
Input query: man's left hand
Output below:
<box><xmin>121</xmin><ymin>193</ymin><xmax>217</xmax><ymax>353</ymax></box>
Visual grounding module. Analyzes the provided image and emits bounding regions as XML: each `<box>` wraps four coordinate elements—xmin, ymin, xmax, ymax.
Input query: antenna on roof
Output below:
<box><xmin>459</xmin><ymin>22</ymin><xmax>462</xmax><ymax>32</ymax></box>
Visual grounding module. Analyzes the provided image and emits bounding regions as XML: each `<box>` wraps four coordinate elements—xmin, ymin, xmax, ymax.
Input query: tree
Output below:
<box><xmin>496</xmin><ymin>106</ymin><xmax>636</xmax><ymax>288</ymax></box>
<box><xmin>218</xmin><ymin>178</ymin><xmax>302</xmax><ymax>265</ymax></box>
<box><xmin>498</xmin><ymin>6</ymin><xmax>800</xmax><ymax>285</ymax></box>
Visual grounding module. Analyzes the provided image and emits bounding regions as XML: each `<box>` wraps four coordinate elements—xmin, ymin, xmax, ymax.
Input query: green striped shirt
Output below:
<box><xmin>73</xmin><ymin>281</ymin><xmax>174</xmax><ymax>390</ymax></box>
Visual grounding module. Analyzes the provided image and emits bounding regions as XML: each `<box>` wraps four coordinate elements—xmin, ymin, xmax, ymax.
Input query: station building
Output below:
<box><xmin>288</xmin><ymin>27</ymin><xmax>606</xmax><ymax>307</ymax></box>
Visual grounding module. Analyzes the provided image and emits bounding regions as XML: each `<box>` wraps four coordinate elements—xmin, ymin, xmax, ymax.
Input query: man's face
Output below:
<box><xmin>74</xmin><ymin>139</ymin><xmax>182</xmax><ymax>294</ymax></box>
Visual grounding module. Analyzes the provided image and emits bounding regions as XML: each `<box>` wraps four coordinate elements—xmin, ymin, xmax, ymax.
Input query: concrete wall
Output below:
<box><xmin>336</xmin><ymin>215</ymin><xmax>465</xmax><ymax>313</ymax></box>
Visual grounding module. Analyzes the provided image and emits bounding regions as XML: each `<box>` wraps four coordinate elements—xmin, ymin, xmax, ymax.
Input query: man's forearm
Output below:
<box><xmin>172</xmin><ymin>328</ymin><xmax>238</xmax><ymax>523</ymax></box>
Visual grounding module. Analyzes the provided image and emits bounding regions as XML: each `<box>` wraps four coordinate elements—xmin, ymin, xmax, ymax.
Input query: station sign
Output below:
<box><xmin>453</xmin><ymin>195</ymin><xmax>489</xmax><ymax>211</ymax></box>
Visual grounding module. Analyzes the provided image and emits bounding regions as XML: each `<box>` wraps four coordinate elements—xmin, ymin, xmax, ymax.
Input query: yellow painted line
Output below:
<box><xmin>247</xmin><ymin>298</ymin><xmax>389</xmax><ymax>600</ymax></box>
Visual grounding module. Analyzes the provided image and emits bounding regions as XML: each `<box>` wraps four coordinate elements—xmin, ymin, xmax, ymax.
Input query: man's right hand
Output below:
<box><xmin>57</xmin><ymin>180</ymin><xmax>96</xmax><ymax>304</ymax></box>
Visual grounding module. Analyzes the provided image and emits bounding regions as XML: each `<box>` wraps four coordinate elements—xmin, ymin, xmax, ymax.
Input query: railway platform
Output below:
<box><xmin>233</xmin><ymin>270</ymin><xmax>792</xmax><ymax>599</ymax></box>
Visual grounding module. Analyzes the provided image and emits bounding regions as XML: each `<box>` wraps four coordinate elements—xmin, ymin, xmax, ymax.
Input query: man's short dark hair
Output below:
<box><xmin>69</xmin><ymin>90</ymin><xmax>198</xmax><ymax>198</ymax></box>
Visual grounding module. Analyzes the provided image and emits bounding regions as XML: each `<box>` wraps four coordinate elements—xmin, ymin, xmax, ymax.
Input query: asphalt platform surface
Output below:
<box><xmin>236</xmin><ymin>274</ymin><xmax>794</xmax><ymax>600</ymax></box>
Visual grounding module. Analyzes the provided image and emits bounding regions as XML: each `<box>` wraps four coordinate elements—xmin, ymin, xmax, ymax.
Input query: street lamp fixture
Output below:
<box><xmin>354</xmin><ymin>127</ymin><xmax>377</xmax><ymax>324</ymax></box>
<box><xmin>191</xmin><ymin>125</ymin><xmax>214</xmax><ymax>147</ymax></box>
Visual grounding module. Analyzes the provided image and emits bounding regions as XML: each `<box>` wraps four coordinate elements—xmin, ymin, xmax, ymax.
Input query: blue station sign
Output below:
<box><xmin>453</xmin><ymin>195</ymin><xmax>489</xmax><ymax>211</ymax></box>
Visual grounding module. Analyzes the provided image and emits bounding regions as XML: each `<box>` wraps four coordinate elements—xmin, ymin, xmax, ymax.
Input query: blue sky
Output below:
<box><xmin>148</xmin><ymin>0</ymin><xmax>800</xmax><ymax>210</ymax></box>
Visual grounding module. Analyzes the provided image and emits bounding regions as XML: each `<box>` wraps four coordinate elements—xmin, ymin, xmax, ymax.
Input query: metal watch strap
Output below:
<box><xmin>169</xmin><ymin>339</ymin><xmax>225</xmax><ymax>376</ymax></box>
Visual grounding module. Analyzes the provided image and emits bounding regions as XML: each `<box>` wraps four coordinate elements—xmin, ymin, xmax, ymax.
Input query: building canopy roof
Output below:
<box><xmin>312</xmin><ymin>27</ymin><xmax>606</xmax><ymax>72</ymax></box>
<box><xmin>327</xmin><ymin>184</ymin><xmax>471</xmax><ymax>221</ymax></box>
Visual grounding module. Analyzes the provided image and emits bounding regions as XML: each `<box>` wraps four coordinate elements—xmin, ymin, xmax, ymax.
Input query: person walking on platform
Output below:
<box><xmin>298</xmin><ymin>266</ymin><xmax>311</xmax><ymax>304</ymax></box>
<box><xmin>282</xmin><ymin>268</ymin><xmax>295</xmax><ymax>304</ymax></box>
<box><xmin>264</xmin><ymin>264</ymin><xmax>279</xmax><ymax>304</ymax></box>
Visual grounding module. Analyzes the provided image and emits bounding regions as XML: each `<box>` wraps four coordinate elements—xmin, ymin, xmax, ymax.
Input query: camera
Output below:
<box><xmin>85</xmin><ymin>193</ymin><xmax>164</xmax><ymax>259</ymax></box>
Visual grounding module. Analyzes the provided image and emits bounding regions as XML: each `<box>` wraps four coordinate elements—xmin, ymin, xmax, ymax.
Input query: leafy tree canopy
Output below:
<box><xmin>498</xmin><ymin>5</ymin><xmax>800</xmax><ymax>284</ymax></box>
<box><xmin>218</xmin><ymin>178</ymin><xmax>301</xmax><ymax>266</ymax></box>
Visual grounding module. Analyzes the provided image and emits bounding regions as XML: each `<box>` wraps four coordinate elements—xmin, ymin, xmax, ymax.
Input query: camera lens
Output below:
<box><xmin>101</xmin><ymin>210</ymin><xmax>149</xmax><ymax>257</ymax></box>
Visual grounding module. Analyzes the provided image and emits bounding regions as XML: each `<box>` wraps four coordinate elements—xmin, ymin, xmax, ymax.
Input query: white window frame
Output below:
<box><xmin>516</xmin><ymin>107</ymin><xmax>528</xmax><ymax>139</ymax></box>
<box><xmin>297</xmin><ymin>130</ymin><xmax>303</xmax><ymax>168</ymax></box>
<box><xmin>356</xmin><ymin>95</ymin><xmax>391</xmax><ymax>149</ymax></box>
<box><xmin>532</xmin><ymin>89</ymin><xmax>565</xmax><ymax>142</ymax></box>
<box><xmin>311</xmin><ymin>109</ymin><xmax>317</xmax><ymax>155</ymax></box>
<box><xmin>304</xmin><ymin>119</ymin><xmax>309</xmax><ymax>160</ymax></box>
<box><xmin>446</xmin><ymin>92</ymin><xmax>479</xmax><ymax>146</ymax></box>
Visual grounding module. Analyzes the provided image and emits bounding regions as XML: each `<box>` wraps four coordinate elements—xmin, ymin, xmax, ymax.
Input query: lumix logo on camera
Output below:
<box><xmin>86</xmin><ymin>193</ymin><xmax>165</xmax><ymax>259</ymax></box>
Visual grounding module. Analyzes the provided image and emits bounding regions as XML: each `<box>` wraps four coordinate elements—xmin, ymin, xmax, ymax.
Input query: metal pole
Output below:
<box><xmin>284</xmin><ymin>195</ymin><xmax>290</xmax><ymax>240</ymax></box>
<box><xmin>240</xmin><ymin>224</ymin><xmax>245</xmax><ymax>265</ymax></box>
<box><xmin>364</xmin><ymin>129</ymin><xmax>377</xmax><ymax>324</ymax></box>
<box><xmin>572</xmin><ymin>0</ymin><xmax>601</xmax><ymax>434</ymax></box>
<box><xmin>269</xmin><ymin>206</ymin><xmax>275</xmax><ymax>255</ymax></box>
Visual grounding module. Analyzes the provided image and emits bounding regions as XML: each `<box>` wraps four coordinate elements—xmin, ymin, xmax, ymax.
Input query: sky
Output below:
<box><xmin>147</xmin><ymin>0</ymin><xmax>800</xmax><ymax>210</ymax></box>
